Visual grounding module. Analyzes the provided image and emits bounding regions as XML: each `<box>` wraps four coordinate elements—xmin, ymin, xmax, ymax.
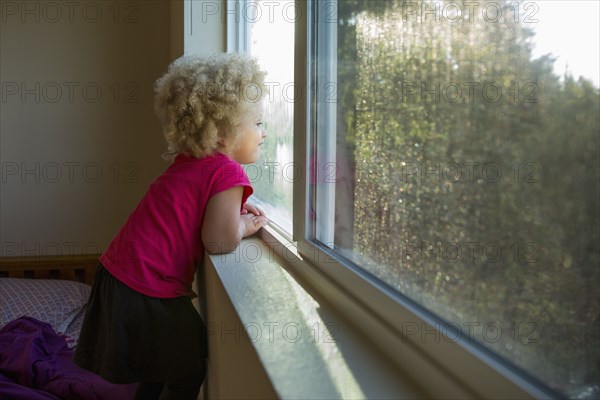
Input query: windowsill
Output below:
<box><xmin>204</xmin><ymin>226</ymin><xmax>427</xmax><ymax>399</ymax></box>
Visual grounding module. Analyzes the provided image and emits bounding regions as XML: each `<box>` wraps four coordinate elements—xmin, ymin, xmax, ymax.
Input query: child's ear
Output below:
<box><xmin>217</xmin><ymin>137</ymin><xmax>232</xmax><ymax>151</ymax></box>
<box><xmin>216</xmin><ymin>121</ymin><xmax>232</xmax><ymax>147</ymax></box>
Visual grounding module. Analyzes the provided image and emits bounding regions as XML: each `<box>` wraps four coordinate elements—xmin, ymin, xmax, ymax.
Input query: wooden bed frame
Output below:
<box><xmin>0</xmin><ymin>254</ymin><xmax>100</xmax><ymax>286</ymax></box>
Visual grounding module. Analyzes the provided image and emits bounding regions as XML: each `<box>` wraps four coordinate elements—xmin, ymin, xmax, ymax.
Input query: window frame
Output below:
<box><xmin>226</xmin><ymin>0</ymin><xmax>250</xmax><ymax>53</ymax></box>
<box><xmin>230</xmin><ymin>0</ymin><xmax>560</xmax><ymax>398</ymax></box>
<box><xmin>228</xmin><ymin>0</ymin><xmax>295</xmax><ymax>234</ymax></box>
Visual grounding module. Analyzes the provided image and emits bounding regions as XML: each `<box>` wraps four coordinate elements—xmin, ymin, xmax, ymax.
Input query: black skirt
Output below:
<box><xmin>73</xmin><ymin>264</ymin><xmax>207</xmax><ymax>384</ymax></box>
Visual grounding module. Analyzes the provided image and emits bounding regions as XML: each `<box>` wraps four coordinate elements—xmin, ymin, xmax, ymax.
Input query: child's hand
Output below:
<box><xmin>242</xmin><ymin>202</ymin><xmax>267</xmax><ymax>218</ymax></box>
<box><xmin>202</xmin><ymin>187</ymin><xmax>268</xmax><ymax>254</ymax></box>
<box><xmin>241</xmin><ymin>213</ymin><xmax>268</xmax><ymax>237</ymax></box>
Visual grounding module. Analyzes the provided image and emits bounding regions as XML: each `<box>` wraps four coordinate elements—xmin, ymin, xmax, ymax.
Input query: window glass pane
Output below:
<box><xmin>245</xmin><ymin>0</ymin><xmax>295</xmax><ymax>233</ymax></box>
<box><xmin>311</xmin><ymin>0</ymin><xmax>599</xmax><ymax>396</ymax></box>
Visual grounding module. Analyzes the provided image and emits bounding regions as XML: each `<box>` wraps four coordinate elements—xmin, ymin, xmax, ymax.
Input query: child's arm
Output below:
<box><xmin>202</xmin><ymin>186</ymin><xmax>268</xmax><ymax>254</ymax></box>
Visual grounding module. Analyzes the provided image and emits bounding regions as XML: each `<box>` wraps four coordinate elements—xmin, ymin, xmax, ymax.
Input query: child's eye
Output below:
<box><xmin>257</xmin><ymin>122</ymin><xmax>263</xmax><ymax>127</ymax></box>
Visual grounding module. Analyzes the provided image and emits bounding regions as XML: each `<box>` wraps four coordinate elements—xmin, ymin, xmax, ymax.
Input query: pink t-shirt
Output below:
<box><xmin>100</xmin><ymin>152</ymin><xmax>253</xmax><ymax>298</ymax></box>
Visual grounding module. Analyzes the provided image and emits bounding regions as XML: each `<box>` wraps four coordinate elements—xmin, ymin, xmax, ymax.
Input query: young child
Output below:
<box><xmin>73</xmin><ymin>53</ymin><xmax>268</xmax><ymax>400</ymax></box>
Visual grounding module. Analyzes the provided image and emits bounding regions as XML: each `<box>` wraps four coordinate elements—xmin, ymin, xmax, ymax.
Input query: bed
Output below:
<box><xmin>0</xmin><ymin>255</ymin><xmax>138</xmax><ymax>399</ymax></box>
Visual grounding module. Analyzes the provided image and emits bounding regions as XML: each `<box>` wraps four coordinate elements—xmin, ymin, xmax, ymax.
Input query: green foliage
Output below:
<box><xmin>336</xmin><ymin>0</ymin><xmax>600</xmax><ymax>395</ymax></box>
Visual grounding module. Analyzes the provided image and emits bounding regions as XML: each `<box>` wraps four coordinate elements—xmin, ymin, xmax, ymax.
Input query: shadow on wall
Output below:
<box><xmin>1</xmin><ymin>1</ymin><xmax>174</xmax><ymax>257</ymax></box>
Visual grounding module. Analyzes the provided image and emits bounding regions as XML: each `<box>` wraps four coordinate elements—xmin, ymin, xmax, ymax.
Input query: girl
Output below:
<box><xmin>73</xmin><ymin>53</ymin><xmax>268</xmax><ymax>400</ymax></box>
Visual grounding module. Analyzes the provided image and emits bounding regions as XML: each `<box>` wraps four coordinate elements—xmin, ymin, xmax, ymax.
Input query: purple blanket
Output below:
<box><xmin>0</xmin><ymin>316</ymin><xmax>137</xmax><ymax>400</ymax></box>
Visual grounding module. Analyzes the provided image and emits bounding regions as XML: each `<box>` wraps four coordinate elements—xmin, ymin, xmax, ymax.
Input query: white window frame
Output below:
<box><xmin>311</xmin><ymin>2</ymin><xmax>337</xmax><ymax>246</ymax></box>
<box><xmin>226</xmin><ymin>0</ymin><xmax>250</xmax><ymax>53</ymax></box>
<box><xmin>230</xmin><ymin>1</ymin><xmax>559</xmax><ymax>398</ymax></box>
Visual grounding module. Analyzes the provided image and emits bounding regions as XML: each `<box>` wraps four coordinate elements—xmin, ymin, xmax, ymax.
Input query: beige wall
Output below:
<box><xmin>0</xmin><ymin>0</ymin><xmax>224</xmax><ymax>257</ymax></box>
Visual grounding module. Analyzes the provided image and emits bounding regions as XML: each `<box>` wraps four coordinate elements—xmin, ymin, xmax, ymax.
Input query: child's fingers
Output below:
<box><xmin>244</xmin><ymin>203</ymin><xmax>263</xmax><ymax>216</ymax></box>
<box><xmin>252</xmin><ymin>215</ymin><xmax>266</xmax><ymax>224</ymax></box>
<box><xmin>253</xmin><ymin>215</ymin><xmax>268</xmax><ymax>229</ymax></box>
<box><xmin>242</xmin><ymin>214</ymin><xmax>268</xmax><ymax>237</ymax></box>
<box><xmin>252</xmin><ymin>205</ymin><xmax>267</xmax><ymax>217</ymax></box>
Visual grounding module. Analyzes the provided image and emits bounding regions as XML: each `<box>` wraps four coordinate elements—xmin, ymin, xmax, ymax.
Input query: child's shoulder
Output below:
<box><xmin>174</xmin><ymin>152</ymin><xmax>237</xmax><ymax>168</ymax></box>
<box><xmin>149</xmin><ymin>152</ymin><xmax>250</xmax><ymax>199</ymax></box>
<box><xmin>168</xmin><ymin>152</ymin><xmax>244</xmax><ymax>179</ymax></box>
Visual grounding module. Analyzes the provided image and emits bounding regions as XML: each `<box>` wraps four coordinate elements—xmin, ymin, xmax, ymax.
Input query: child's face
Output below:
<box><xmin>230</xmin><ymin>111</ymin><xmax>266</xmax><ymax>164</ymax></box>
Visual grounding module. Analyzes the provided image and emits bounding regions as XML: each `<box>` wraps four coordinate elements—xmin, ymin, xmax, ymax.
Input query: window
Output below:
<box><xmin>302</xmin><ymin>0</ymin><xmax>599</xmax><ymax>398</ymax></box>
<box><xmin>230</xmin><ymin>0</ymin><xmax>599</xmax><ymax>398</ymax></box>
<box><xmin>230</xmin><ymin>0</ymin><xmax>295</xmax><ymax>233</ymax></box>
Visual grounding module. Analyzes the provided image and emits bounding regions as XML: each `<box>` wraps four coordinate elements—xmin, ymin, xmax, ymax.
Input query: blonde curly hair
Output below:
<box><xmin>154</xmin><ymin>53</ymin><xmax>267</xmax><ymax>160</ymax></box>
